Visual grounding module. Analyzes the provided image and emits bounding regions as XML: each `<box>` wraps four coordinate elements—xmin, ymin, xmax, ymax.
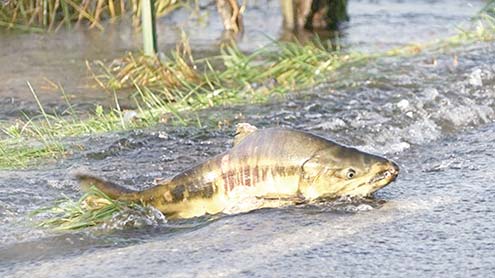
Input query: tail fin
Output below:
<box><xmin>75</xmin><ymin>173</ymin><xmax>137</xmax><ymax>200</ymax></box>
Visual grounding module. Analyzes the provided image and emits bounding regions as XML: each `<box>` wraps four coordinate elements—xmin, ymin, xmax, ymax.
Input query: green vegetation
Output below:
<box><xmin>91</xmin><ymin>37</ymin><xmax>369</xmax><ymax>106</ymax></box>
<box><xmin>32</xmin><ymin>186</ymin><xmax>136</xmax><ymax>230</ymax></box>
<box><xmin>481</xmin><ymin>0</ymin><xmax>495</xmax><ymax>16</ymax></box>
<box><xmin>0</xmin><ymin>0</ymin><xmax>184</xmax><ymax>31</ymax></box>
<box><xmin>0</xmin><ymin>87</ymin><xmax>152</xmax><ymax>168</ymax></box>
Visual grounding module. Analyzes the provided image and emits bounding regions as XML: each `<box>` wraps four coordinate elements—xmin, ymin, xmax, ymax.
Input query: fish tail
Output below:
<box><xmin>75</xmin><ymin>173</ymin><xmax>139</xmax><ymax>201</ymax></box>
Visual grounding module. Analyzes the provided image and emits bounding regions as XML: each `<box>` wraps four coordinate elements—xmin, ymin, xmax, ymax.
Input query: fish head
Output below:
<box><xmin>300</xmin><ymin>145</ymin><xmax>399</xmax><ymax>200</ymax></box>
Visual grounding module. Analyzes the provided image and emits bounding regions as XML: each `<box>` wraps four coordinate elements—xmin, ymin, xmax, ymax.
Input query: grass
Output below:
<box><xmin>0</xmin><ymin>93</ymin><xmax>142</xmax><ymax>168</ymax></box>
<box><xmin>90</xmin><ymin>36</ymin><xmax>370</xmax><ymax>108</ymax></box>
<box><xmin>0</xmin><ymin>140</ymin><xmax>64</xmax><ymax>168</ymax></box>
<box><xmin>31</xmin><ymin>186</ymin><xmax>136</xmax><ymax>230</ymax></box>
<box><xmin>0</xmin><ymin>81</ymin><xmax>195</xmax><ymax>168</ymax></box>
<box><xmin>0</xmin><ymin>0</ymin><xmax>187</xmax><ymax>32</ymax></box>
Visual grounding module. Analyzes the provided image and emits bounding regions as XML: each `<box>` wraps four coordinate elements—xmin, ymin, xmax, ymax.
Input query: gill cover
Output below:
<box><xmin>299</xmin><ymin>148</ymin><xmax>340</xmax><ymax>199</ymax></box>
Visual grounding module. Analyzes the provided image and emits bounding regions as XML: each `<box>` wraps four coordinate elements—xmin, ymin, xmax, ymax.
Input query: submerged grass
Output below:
<box><xmin>0</xmin><ymin>0</ymin><xmax>186</xmax><ymax>32</ymax></box>
<box><xmin>32</xmin><ymin>186</ymin><xmax>134</xmax><ymax>230</ymax></box>
<box><xmin>386</xmin><ymin>4</ymin><xmax>495</xmax><ymax>56</ymax></box>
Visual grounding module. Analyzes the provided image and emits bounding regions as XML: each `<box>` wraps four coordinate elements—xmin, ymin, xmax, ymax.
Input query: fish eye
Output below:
<box><xmin>346</xmin><ymin>169</ymin><xmax>356</xmax><ymax>179</ymax></box>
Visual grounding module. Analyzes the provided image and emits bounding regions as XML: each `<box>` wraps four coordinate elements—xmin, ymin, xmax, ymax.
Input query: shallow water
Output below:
<box><xmin>1</xmin><ymin>0</ymin><xmax>495</xmax><ymax>277</ymax></box>
<box><xmin>0</xmin><ymin>0</ymin><xmax>483</xmax><ymax>121</ymax></box>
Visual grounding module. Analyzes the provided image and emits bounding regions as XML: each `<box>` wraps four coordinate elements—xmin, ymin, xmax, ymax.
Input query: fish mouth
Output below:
<box><xmin>314</xmin><ymin>162</ymin><xmax>400</xmax><ymax>200</ymax></box>
<box><xmin>369</xmin><ymin>170</ymin><xmax>396</xmax><ymax>184</ymax></box>
<box><xmin>367</xmin><ymin>162</ymin><xmax>400</xmax><ymax>192</ymax></box>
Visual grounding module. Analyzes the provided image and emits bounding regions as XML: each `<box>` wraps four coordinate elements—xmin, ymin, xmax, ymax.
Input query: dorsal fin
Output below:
<box><xmin>233</xmin><ymin>123</ymin><xmax>257</xmax><ymax>146</ymax></box>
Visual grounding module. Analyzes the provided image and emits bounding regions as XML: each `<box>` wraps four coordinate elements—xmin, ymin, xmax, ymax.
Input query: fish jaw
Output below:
<box><xmin>367</xmin><ymin>161</ymin><xmax>399</xmax><ymax>194</ymax></box>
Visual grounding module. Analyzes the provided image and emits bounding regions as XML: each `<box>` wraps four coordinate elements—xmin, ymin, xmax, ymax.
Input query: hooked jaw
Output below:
<box><xmin>367</xmin><ymin>161</ymin><xmax>399</xmax><ymax>194</ymax></box>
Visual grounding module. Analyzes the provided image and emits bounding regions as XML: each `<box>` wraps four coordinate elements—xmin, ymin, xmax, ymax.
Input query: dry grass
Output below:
<box><xmin>0</xmin><ymin>0</ymin><xmax>185</xmax><ymax>31</ymax></box>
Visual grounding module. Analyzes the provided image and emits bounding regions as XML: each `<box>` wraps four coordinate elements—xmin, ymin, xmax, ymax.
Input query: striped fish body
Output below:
<box><xmin>144</xmin><ymin>128</ymin><xmax>330</xmax><ymax>218</ymax></box>
<box><xmin>77</xmin><ymin>127</ymin><xmax>399</xmax><ymax>219</ymax></box>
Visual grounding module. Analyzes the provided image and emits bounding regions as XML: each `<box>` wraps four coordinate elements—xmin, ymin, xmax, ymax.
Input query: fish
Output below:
<box><xmin>76</xmin><ymin>123</ymin><xmax>399</xmax><ymax>219</ymax></box>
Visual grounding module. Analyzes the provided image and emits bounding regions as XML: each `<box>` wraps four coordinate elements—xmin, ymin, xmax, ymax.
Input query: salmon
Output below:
<box><xmin>76</xmin><ymin>123</ymin><xmax>399</xmax><ymax>219</ymax></box>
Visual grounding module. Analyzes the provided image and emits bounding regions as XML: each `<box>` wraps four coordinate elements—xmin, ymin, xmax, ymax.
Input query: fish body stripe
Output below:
<box><xmin>220</xmin><ymin>165</ymin><xmax>300</xmax><ymax>193</ymax></box>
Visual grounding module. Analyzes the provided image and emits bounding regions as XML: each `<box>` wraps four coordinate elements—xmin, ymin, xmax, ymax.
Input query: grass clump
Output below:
<box><xmin>90</xmin><ymin>37</ymin><xmax>369</xmax><ymax>110</ymax></box>
<box><xmin>0</xmin><ymin>0</ymin><xmax>185</xmax><ymax>32</ymax></box>
<box><xmin>32</xmin><ymin>186</ymin><xmax>134</xmax><ymax>230</ymax></box>
<box><xmin>0</xmin><ymin>82</ymin><xmax>193</xmax><ymax>169</ymax></box>
<box><xmin>0</xmin><ymin>139</ymin><xmax>64</xmax><ymax>168</ymax></box>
